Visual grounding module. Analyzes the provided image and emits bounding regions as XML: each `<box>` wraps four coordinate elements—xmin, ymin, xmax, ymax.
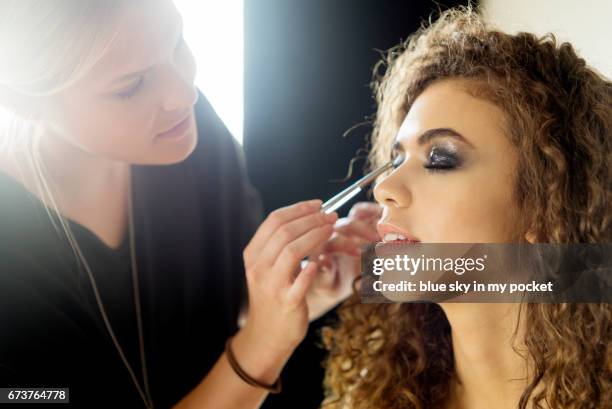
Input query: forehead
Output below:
<box><xmin>84</xmin><ymin>0</ymin><xmax>181</xmax><ymax>88</ymax></box>
<box><xmin>397</xmin><ymin>79</ymin><xmax>508</xmax><ymax>145</ymax></box>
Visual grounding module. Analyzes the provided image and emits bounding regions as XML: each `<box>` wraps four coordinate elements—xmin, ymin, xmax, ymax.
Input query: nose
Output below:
<box><xmin>161</xmin><ymin>63</ymin><xmax>199</xmax><ymax>112</ymax></box>
<box><xmin>373</xmin><ymin>167</ymin><xmax>412</xmax><ymax>208</ymax></box>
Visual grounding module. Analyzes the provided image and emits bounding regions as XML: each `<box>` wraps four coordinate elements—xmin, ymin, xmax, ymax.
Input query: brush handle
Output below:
<box><xmin>320</xmin><ymin>160</ymin><xmax>393</xmax><ymax>214</ymax></box>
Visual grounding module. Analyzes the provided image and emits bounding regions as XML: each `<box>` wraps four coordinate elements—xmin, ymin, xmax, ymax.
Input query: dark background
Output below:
<box><xmin>243</xmin><ymin>1</ymin><xmax>469</xmax><ymax>407</ymax></box>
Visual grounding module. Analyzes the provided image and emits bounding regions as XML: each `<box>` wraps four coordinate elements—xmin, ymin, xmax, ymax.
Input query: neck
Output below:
<box><xmin>1</xmin><ymin>128</ymin><xmax>130</xmax><ymax>249</ymax></box>
<box><xmin>37</xmin><ymin>130</ymin><xmax>129</xmax><ymax>202</ymax></box>
<box><xmin>441</xmin><ymin>303</ymin><xmax>530</xmax><ymax>409</ymax></box>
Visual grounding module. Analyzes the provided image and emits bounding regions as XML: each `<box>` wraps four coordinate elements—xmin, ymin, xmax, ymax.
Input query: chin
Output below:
<box><xmin>151</xmin><ymin>126</ymin><xmax>198</xmax><ymax>165</ymax></box>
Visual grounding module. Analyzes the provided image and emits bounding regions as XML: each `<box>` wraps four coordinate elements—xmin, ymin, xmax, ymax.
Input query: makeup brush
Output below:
<box><xmin>320</xmin><ymin>153</ymin><xmax>405</xmax><ymax>214</ymax></box>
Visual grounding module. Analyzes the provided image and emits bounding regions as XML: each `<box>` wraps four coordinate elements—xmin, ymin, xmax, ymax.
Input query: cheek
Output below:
<box><xmin>415</xmin><ymin>171</ymin><xmax>519</xmax><ymax>243</ymax></box>
<box><xmin>51</xmin><ymin>98</ymin><xmax>156</xmax><ymax>157</ymax></box>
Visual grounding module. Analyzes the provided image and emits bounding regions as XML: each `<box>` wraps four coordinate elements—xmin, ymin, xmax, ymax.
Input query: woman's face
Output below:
<box><xmin>374</xmin><ymin>79</ymin><xmax>524</xmax><ymax>244</ymax></box>
<box><xmin>40</xmin><ymin>0</ymin><xmax>198</xmax><ymax>165</ymax></box>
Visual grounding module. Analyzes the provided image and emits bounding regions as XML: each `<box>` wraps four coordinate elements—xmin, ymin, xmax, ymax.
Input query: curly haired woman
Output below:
<box><xmin>322</xmin><ymin>7</ymin><xmax>611</xmax><ymax>409</ymax></box>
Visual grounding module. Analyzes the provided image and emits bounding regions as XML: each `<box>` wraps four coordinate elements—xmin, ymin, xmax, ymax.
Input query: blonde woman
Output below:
<box><xmin>322</xmin><ymin>7</ymin><xmax>611</xmax><ymax>409</ymax></box>
<box><xmin>0</xmin><ymin>1</ymin><xmax>379</xmax><ymax>408</ymax></box>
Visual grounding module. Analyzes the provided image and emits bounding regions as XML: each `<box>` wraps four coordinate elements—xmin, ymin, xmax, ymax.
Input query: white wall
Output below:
<box><xmin>173</xmin><ymin>1</ymin><xmax>244</xmax><ymax>143</ymax></box>
<box><xmin>481</xmin><ymin>0</ymin><xmax>612</xmax><ymax>79</ymax></box>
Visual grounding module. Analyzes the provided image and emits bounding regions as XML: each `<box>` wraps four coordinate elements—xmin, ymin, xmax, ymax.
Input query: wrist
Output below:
<box><xmin>230</xmin><ymin>326</ymin><xmax>295</xmax><ymax>385</ymax></box>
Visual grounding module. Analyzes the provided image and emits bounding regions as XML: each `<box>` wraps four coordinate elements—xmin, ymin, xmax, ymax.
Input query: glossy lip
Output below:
<box><xmin>156</xmin><ymin>112</ymin><xmax>192</xmax><ymax>139</ymax></box>
<box><xmin>376</xmin><ymin>222</ymin><xmax>420</xmax><ymax>243</ymax></box>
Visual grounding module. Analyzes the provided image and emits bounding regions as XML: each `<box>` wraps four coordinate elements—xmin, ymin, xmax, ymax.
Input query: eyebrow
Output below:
<box><xmin>393</xmin><ymin>127</ymin><xmax>475</xmax><ymax>149</ymax></box>
<box><xmin>108</xmin><ymin>16</ymin><xmax>184</xmax><ymax>87</ymax></box>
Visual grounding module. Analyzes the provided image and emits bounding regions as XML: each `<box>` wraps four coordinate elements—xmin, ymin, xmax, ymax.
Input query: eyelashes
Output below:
<box><xmin>389</xmin><ymin>144</ymin><xmax>462</xmax><ymax>173</ymax></box>
<box><xmin>115</xmin><ymin>75</ymin><xmax>145</xmax><ymax>99</ymax></box>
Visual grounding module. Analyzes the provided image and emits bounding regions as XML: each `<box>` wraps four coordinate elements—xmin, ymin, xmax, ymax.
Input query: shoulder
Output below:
<box><xmin>0</xmin><ymin>162</ymin><xmax>67</xmax><ymax>252</ymax></box>
<box><xmin>0</xmin><ymin>171</ymin><xmax>47</xmax><ymax>249</ymax></box>
<box><xmin>0</xmin><ymin>166</ymin><xmax>76</xmax><ymax>294</ymax></box>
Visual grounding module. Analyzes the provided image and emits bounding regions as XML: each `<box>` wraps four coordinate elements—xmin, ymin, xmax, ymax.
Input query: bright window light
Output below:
<box><xmin>173</xmin><ymin>0</ymin><xmax>244</xmax><ymax>144</ymax></box>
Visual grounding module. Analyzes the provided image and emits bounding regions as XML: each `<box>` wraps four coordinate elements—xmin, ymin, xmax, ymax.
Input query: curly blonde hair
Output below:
<box><xmin>321</xmin><ymin>6</ymin><xmax>611</xmax><ymax>409</ymax></box>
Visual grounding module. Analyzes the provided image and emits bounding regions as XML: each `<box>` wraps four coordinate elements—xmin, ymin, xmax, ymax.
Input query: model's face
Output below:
<box><xmin>41</xmin><ymin>0</ymin><xmax>198</xmax><ymax>165</ymax></box>
<box><xmin>374</xmin><ymin>79</ymin><xmax>524</xmax><ymax>244</ymax></box>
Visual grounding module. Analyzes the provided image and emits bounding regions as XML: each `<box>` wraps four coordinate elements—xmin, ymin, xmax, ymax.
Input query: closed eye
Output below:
<box><xmin>113</xmin><ymin>31</ymin><xmax>186</xmax><ymax>101</ymax></box>
<box><xmin>114</xmin><ymin>76</ymin><xmax>145</xmax><ymax>99</ymax></box>
<box><xmin>424</xmin><ymin>146</ymin><xmax>461</xmax><ymax>172</ymax></box>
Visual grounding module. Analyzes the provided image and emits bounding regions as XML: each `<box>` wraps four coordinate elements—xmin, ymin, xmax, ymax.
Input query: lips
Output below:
<box><xmin>376</xmin><ymin>222</ymin><xmax>420</xmax><ymax>243</ymax></box>
<box><xmin>156</xmin><ymin>112</ymin><xmax>192</xmax><ymax>138</ymax></box>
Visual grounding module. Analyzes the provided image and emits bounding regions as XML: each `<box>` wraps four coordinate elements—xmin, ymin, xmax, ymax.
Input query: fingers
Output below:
<box><xmin>334</xmin><ymin>218</ymin><xmax>380</xmax><ymax>243</ymax></box>
<box><xmin>258</xmin><ymin>211</ymin><xmax>338</xmax><ymax>264</ymax></box>
<box><xmin>314</xmin><ymin>253</ymin><xmax>335</xmax><ymax>272</ymax></box>
<box><xmin>312</xmin><ymin>255</ymin><xmax>339</xmax><ymax>290</ymax></box>
<box><xmin>273</xmin><ymin>224</ymin><xmax>334</xmax><ymax>283</ymax></box>
<box><xmin>348</xmin><ymin>202</ymin><xmax>382</xmax><ymax>220</ymax></box>
<box><xmin>244</xmin><ymin>199</ymin><xmax>322</xmax><ymax>266</ymax></box>
<box><xmin>286</xmin><ymin>261</ymin><xmax>318</xmax><ymax>307</ymax></box>
<box><xmin>321</xmin><ymin>234</ymin><xmax>365</xmax><ymax>256</ymax></box>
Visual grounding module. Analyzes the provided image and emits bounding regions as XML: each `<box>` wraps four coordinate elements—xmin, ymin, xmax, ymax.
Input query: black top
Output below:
<box><xmin>0</xmin><ymin>92</ymin><xmax>263</xmax><ymax>408</ymax></box>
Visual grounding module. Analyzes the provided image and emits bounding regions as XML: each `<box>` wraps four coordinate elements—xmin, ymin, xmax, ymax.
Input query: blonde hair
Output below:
<box><xmin>0</xmin><ymin>3</ymin><xmax>155</xmax><ymax>407</ymax></box>
<box><xmin>0</xmin><ymin>0</ymin><xmax>123</xmax><ymax>232</ymax></box>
